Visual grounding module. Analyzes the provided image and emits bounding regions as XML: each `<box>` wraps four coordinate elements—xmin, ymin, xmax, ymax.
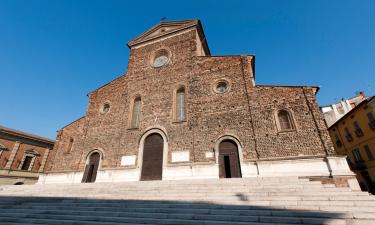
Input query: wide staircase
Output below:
<box><xmin>0</xmin><ymin>177</ymin><xmax>374</xmax><ymax>225</ymax></box>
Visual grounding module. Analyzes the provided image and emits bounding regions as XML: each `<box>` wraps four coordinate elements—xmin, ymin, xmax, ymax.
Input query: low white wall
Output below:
<box><xmin>38</xmin><ymin>172</ymin><xmax>84</xmax><ymax>184</ymax></box>
<box><xmin>38</xmin><ymin>156</ymin><xmax>354</xmax><ymax>184</ymax></box>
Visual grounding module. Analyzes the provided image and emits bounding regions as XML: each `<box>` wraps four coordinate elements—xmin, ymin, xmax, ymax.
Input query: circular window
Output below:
<box><xmin>101</xmin><ymin>103</ymin><xmax>110</xmax><ymax>114</ymax></box>
<box><xmin>152</xmin><ymin>50</ymin><xmax>169</xmax><ymax>68</ymax></box>
<box><xmin>215</xmin><ymin>81</ymin><xmax>229</xmax><ymax>94</ymax></box>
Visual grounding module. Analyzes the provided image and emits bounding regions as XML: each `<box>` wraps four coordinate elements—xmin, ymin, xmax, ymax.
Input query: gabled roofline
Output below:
<box><xmin>59</xmin><ymin>116</ymin><xmax>86</xmax><ymax>130</ymax></box>
<box><xmin>86</xmin><ymin>73</ymin><xmax>126</xmax><ymax>96</ymax></box>
<box><xmin>195</xmin><ymin>54</ymin><xmax>256</xmax><ymax>58</ymax></box>
<box><xmin>256</xmin><ymin>85</ymin><xmax>320</xmax><ymax>94</ymax></box>
<box><xmin>0</xmin><ymin>125</ymin><xmax>55</xmax><ymax>144</ymax></box>
<box><xmin>127</xmin><ymin>19</ymin><xmax>211</xmax><ymax>55</ymax></box>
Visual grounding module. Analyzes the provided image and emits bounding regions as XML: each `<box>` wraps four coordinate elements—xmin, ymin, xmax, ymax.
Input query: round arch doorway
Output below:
<box><xmin>218</xmin><ymin>140</ymin><xmax>242</xmax><ymax>178</ymax></box>
<box><xmin>140</xmin><ymin>133</ymin><xmax>164</xmax><ymax>181</ymax></box>
<box><xmin>82</xmin><ymin>152</ymin><xmax>100</xmax><ymax>183</ymax></box>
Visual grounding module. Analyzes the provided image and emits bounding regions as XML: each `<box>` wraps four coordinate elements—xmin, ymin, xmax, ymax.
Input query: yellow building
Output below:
<box><xmin>328</xmin><ymin>96</ymin><xmax>375</xmax><ymax>194</ymax></box>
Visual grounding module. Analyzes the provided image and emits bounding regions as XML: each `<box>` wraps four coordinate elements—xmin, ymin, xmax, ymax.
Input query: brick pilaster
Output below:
<box><xmin>4</xmin><ymin>141</ymin><xmax>20</xmax><ymax>169</ymax></box>
<box><xmin>38</xmin><ymin>149</ymin><xmax>50</xmax><ymax>173</ymax></box>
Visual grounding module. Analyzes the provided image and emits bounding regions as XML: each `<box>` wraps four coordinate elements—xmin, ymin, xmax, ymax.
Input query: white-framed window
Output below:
<box><xmin>19</xmin><ymin>153</ymin><xmax>36</xmax><ymax>171</ymax></box>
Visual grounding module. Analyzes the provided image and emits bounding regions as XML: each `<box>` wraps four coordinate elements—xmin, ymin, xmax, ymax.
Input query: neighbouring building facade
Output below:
<box><xmin>39</xmin><ymin>20</ymin><xmax>355</xmax><ymax>185</ymax></box>
<box><xmin>328</xmin><ymin>96</ymin><xmax>375</xmax><ymax>193</ymax></box>
<box><xmin>321</xmin><ymin>92</ymin><xmax>367</xmax><ymax>127</ymax></box>
<box><xmin>0</xmin><ymin>125</ymin><xmax>54</xmax><ymax>185</ymax></box>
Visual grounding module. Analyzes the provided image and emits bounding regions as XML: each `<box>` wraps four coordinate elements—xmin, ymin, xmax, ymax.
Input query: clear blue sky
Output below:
<box><xmin>1</xmin><ymin>0</ymin><xmax>374</xmax><ymax>139</ymax></box>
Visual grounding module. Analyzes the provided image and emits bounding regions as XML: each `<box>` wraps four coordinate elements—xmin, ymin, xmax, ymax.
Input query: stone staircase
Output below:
<box><xmin>0</xmin><ymin>177</ymin><xmax>374</xmax><ymax>225</ymax></box>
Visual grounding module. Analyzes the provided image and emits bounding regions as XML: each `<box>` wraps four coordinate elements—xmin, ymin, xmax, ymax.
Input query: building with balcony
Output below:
<box><xmin>328</xmin><ymin>96</ymin><xmax>375</xmax><ymax>193</ymax></box>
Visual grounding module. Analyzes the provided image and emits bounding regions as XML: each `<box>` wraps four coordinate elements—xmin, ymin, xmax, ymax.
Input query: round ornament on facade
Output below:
<box><xmin>152</xmin><ymin>49</ymin><xmax>169</xmax><ymax>68</ymax></box>
<box><xmin>101</xmin><ymin>103</ymin><xmax>111</xmax><ymax>114</ymax></box>
<box><xmin>215</xmin><ymin>81</ymin><xmax>229</xmax><ymax>94</ymax></box>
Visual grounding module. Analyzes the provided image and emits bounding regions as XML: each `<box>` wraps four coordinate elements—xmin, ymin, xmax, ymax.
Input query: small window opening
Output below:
<box><xmin>278</xmin><ymin>110</ymin><xmax>293</xmax><ymax>131</ymax></box>
<box><xmin>216</xmin><ymin>81</ymin><xmax>228</xmax><ymax>93</ymax></box>
<box><xmin>21</xmin><ymin>156</ymin><xmax>33</xmax><ymax>171</ymax></box>
<box><xmin>102</xmin><ymin>103</ymin><xmax>110</xmax><ymax>113</ymax></box>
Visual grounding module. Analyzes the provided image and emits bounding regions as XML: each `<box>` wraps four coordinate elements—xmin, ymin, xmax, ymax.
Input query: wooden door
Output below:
<box><xmin>141</xmin><ymin>134</ymin><xmax>164</xmax><ymax>181</ymax></box>
<box><xmin>82</xmin><ymin>152</ymin><xmax>100</xmax><ymax>183</ymax></box>
<box><xmin>219</xmin><ymin>140</ymin><xmax>242</xmax><ymax>178</ymax></box>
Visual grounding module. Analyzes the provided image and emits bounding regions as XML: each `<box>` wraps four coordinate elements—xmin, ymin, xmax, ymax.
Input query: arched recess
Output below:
<box><xmin>274</xmin><ymin>108</ymin><xmax>297</xmax><ymax>132</ymax></box>
<box><xmin>137</xmin><ymin>128</ymin><xmax>169</xmax><ymax>181</ymax></box>
<box><xmin>214</xmin><ymin>135</ymin><xmax>244</xmax><ymax>178</ymax></box>
<box><xmin>81</xmin><ymin>149</ymin><xmax>104</xmax><ymax>183</ymax></box>
<box><xmin>173</xmin><ymin>84</ymin><xmax>187</xmax><ymax>122</ymax></box>
<box><xmin>128</xmin><ymin>94</ymin><xmax>142</xmax><ymax>128</ymax></box>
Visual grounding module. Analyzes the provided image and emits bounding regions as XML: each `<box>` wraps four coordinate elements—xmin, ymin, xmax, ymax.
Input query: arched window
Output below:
<box><xmin>66</xmin><ymin>138</ymin><xmax>74</xmax><ymax>153</ymax></box>
<box><xmin>176</xmin><ymin>88</ymin><xmax>186</xmax><ymax>122</ymax></box>
<box><xmin>277</xmin><ymin>110</ymin><xmax>294</xmax><ymax>131</ymax></box>
<box><xmin>131</xmin><ymin>97</ymin><xmax>141</xmax><ymax>128</ymax></box>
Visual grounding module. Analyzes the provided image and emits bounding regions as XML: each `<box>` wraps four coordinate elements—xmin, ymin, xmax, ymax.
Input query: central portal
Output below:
<box><xmin>141</xmin><ymin>133</ymin><xmax>164</xmax><ymax>181</ymax></box>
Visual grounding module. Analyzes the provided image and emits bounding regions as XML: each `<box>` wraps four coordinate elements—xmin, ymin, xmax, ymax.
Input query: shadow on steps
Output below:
<box><xmin>0</xmin><ymin>195</ymin><xmax>372</xmax><ymax>225</ymax></box>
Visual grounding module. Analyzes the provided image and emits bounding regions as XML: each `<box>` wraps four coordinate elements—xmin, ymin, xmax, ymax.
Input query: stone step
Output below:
<box><xmin>8</xmin><ymin>197</ymin><xmax>375</xmax><ymax>207</ymax></box>
<box><xmin>2</xmin><ymin>190</ymin><xmax>357</xmax><ymax>196</ymax></box>
<box><xmin>0</xmin><ymin>211</ymin><xmax>350</xmax><ymax>225</ymax></box>
<box><xmin>0</xmin><ymin>187</ymin><xmax>356</xmax><ymax>194</ymax></box>
<box><xmin>4</xmin><ymin>200</ymin><xmax>375</xmax><ymax>212</ymax></box>
<box><xmin>0</xmin><ymin>185</ymin><xmax>334</xmax><ymax>192</ymax></box>
<box><xmin>0</xmin><ymin>180</ymin><xmax>327</xmax><ymax>188</ymax></box>
<box><xmin>0</xmin><ymin>193</ymin><xmax>375</xmax><ymax>202</ymax></box>
<box><xmin>0</xmin><ymin>216</ymin><xmax>146</xmax><ymax>225</ymax></box>
<box><xmin>4</xmin><ymin>206</ymin><xmax>375</xmax><ymax>220</ymax></box>
<box><xmin>4</xmin><ymin>193</ymin><xmax>367</xmax><ymax>199</ymax></box>
<box><xmin>0</xmin><ymin>177</ymin><xmax>373</xmax><ymax>225</ymax></box>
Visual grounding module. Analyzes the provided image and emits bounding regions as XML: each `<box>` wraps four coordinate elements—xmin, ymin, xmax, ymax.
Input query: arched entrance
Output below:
<box><xmin>219</xmin><ymin>140</ymin><xmax>242</xmax><ymax>178</ymax></box>
<box><xmin>82</xmin><ymin>152</ymin><xmax>100</xmax><ymax>183</ymax></box>
<box><xmin>141</xmin><ymin>133</ymin><xmax>164</xmax><ymax>181</ymax></box>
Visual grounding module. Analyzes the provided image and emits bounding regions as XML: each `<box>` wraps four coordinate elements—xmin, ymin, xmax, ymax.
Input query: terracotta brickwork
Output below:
<box><xmin>47</xmin><ymin>20</ymin><xmax>334</xmax><ymax>173</ymax></box>
<box><xmin>0</xmin><ymin>125</ymin><xmax>54</xmax><ymax>185</ymax></box>
<box><xmin>44</xmin><ymin>117</ymin><xmax>86</xmax><ymax>172</ymax></box>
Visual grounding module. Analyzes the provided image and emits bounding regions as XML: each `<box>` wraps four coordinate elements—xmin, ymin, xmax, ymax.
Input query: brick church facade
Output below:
<box><xmin>40</xmin><ymin>20</ymin><xmax>353</xmax><ymax>184</ymax></box>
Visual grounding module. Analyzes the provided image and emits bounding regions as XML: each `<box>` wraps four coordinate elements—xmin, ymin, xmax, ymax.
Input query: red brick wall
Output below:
<box><xmin>12</xmin><ymin>143</ymin><xmax>47</xmax><ymax>172</ymax></box>
<box><xmin>0</xmin><ymin>139</ymin><xmax>14</xmax><ymax>168</ymax></box>
<box><xmin>0</xmin><ymin>137</ymin><xmax>51</xmax><ymax>172</ymax></box>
